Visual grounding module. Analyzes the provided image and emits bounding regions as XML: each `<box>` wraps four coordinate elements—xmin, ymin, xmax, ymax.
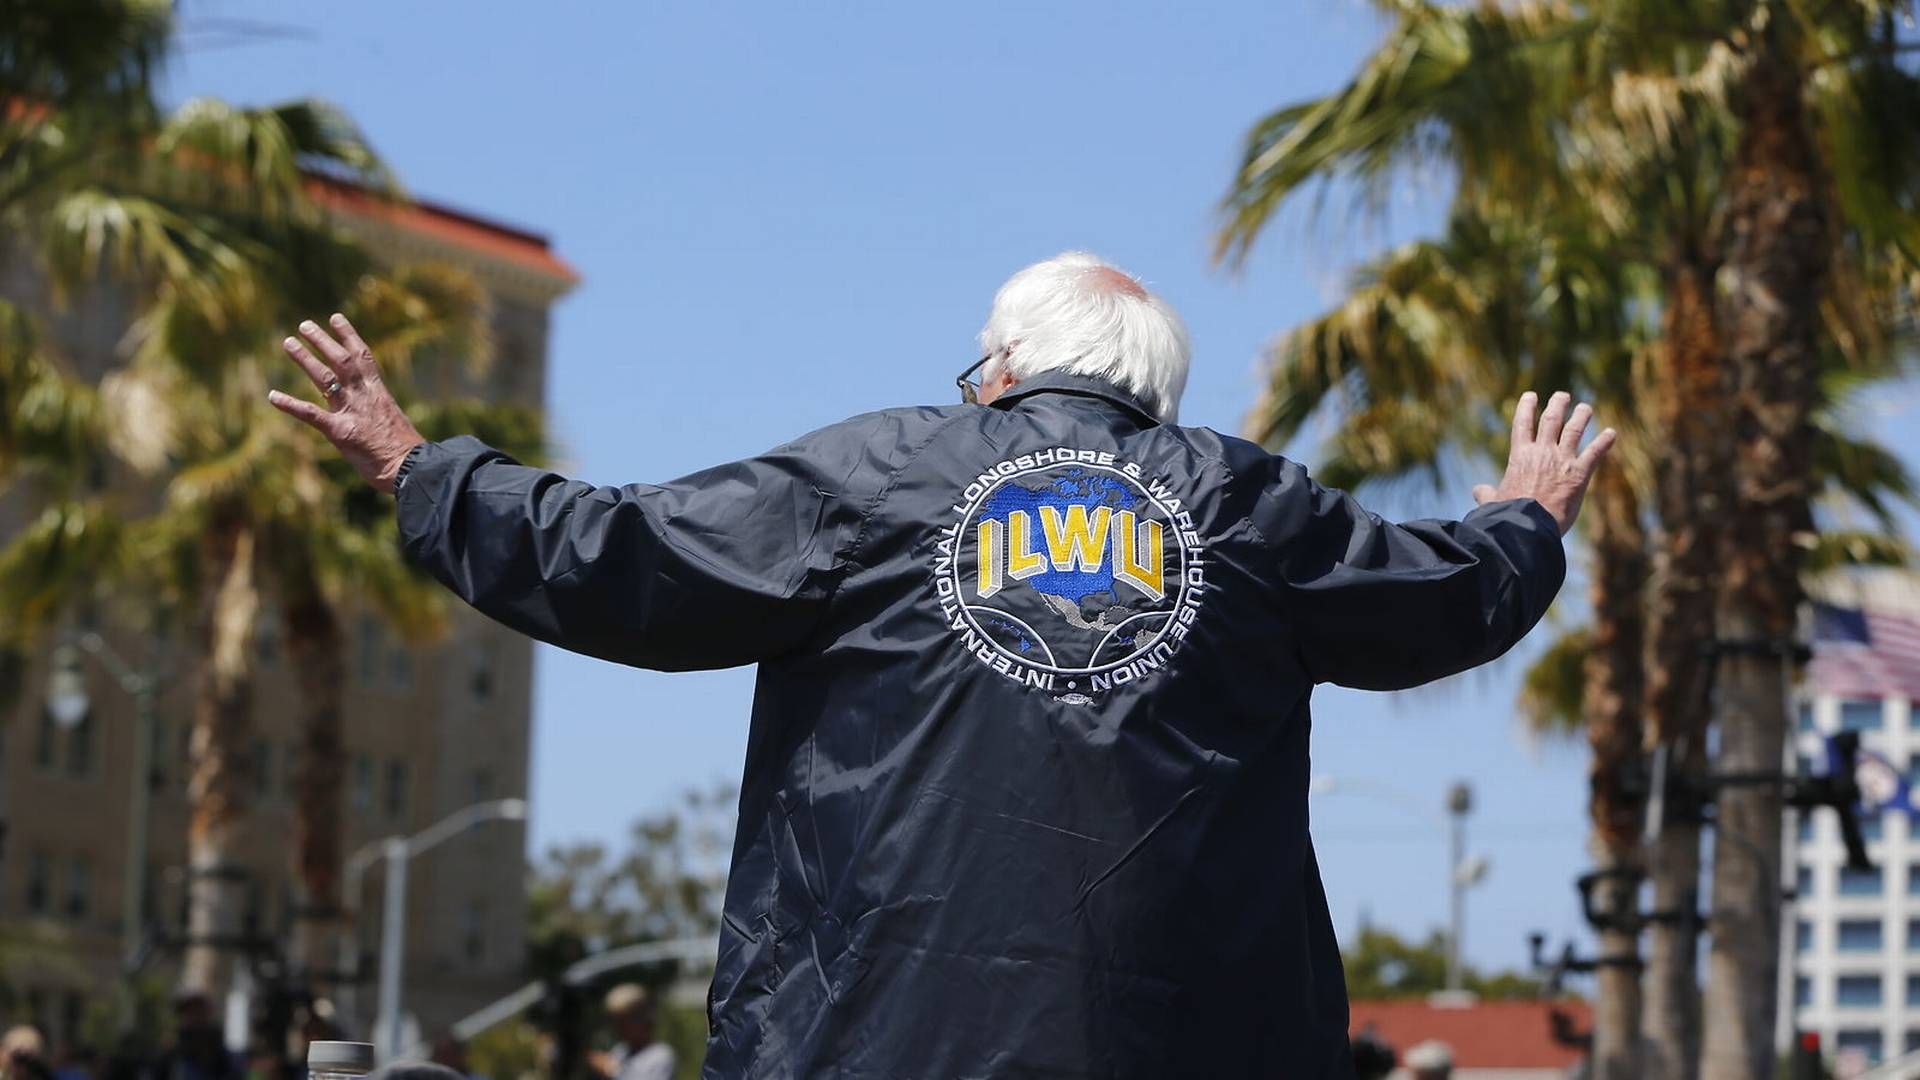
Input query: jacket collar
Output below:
<box><xmin>987</xmin><ymin>371</ymin><xmax>1162</xmax><ymax>427</ymax></box>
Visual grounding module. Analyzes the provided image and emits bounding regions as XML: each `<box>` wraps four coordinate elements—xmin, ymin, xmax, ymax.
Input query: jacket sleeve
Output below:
<box><xmin>1255</xmin><ymin>457</ymin><xmax>1567</xmax><ymax>690</ymax></box>
<box><xmin>394</xmin><ymin>413</ymin><xmax>909</xmax><ymax>671</ymax></box>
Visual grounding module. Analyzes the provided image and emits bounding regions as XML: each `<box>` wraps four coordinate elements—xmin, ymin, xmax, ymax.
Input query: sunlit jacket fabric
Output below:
<box><xmin>395</xmin><ymin>372</ymin><xmax>1566</xmax><ymax>1079</ymax></box>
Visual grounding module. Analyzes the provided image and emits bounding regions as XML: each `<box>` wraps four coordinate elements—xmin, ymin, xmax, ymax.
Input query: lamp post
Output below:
<box><xmin>46</xmin><ymin>633</ymin><xmax>161</xmax><ymax>982</ymax></box>
<box><xmin>1309</xmin><ymin>774</ymin><xmax>1487</xmax><ymax>991</ymax></box>
<box><xmin>342</xmin><ymin>797</ymin><xmax>528</xmax><ymax>1062</ymax></box>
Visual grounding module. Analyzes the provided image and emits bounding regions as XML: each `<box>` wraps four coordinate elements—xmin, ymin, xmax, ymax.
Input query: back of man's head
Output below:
<box><xmin>978</xmin><ymin>252</ymin><xmax>1190</xmax><ymax>423</ymax></box>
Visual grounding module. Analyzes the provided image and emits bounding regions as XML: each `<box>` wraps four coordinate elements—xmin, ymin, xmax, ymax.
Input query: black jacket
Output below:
<box><xmin>396</xmin><ymin>372</ymin><xmax>1566</xmax><ymax>1079</ymax></box>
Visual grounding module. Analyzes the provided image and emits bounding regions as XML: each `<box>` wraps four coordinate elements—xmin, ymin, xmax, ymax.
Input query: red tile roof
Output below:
<box><xmin>306</xmin><ymin>175</ymin><xmax>579</xmax><ymax>284</ymax></box>
<box><xmin>1349</xmin><ymin>999</ymin><xmax>1591</xmax><ymax>1069</ymax></box>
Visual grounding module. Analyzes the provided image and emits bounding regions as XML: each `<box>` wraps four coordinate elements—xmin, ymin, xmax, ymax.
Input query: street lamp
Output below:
<box><xmin>45</xmin><ymin>633</ymin><xmax>161</xmax><ymax>983</ymax></box>
<box><xmin>1309</xmin><ymin>773</ymin><xmax>1488</xmax><ymax>991</ymax></box>
<box><xmin>341</xmin><ymin>797</ymin><xmax>528</xmax><ymax>1062</ymax></box>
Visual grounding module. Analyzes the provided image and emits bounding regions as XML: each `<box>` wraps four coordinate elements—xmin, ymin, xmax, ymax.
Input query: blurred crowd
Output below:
<box><xmin>0</xmin><ymin>989</ymin><xmax>365</xmax><ymax>1080</ymax></box>
<box><xmin>0</xmin><ymin>982</ymin><xmax>673</xmax><ymax>1080</ymax></box>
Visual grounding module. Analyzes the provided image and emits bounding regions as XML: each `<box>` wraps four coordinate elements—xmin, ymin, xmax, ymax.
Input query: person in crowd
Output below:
<box><xmin>273</xmin><ymin>253</ymin><xmax>1611</xmax><ymax>1077</ymax></box>
<box><xmin>1349</xmin><ymin>1025</ymin><xmax>1398</xmax><ymax>1080</ymax></box>
<box><xmin>1</xmin><ymin>1026</ymin><xmax>52</xmax><ymax>1080</ymax></box>
<box><xmin>588</xmin><ymin>986</ymin><xmax>672</xmax><ymax>1080</ymax></box>
<box><xmin>148</xmin><ymin>991</ymin><xmax>239</xmax><ymax>1080</ymax></box>
<box><xmin>1405</xmin><ymin>1038</ymin><xmax>1455</xmax><ymax>1080</ymax></box>
<box><xmin>425</xmin><ymin>1037</ymin><xmax>467</xmax><ymax>1079</ymax></box>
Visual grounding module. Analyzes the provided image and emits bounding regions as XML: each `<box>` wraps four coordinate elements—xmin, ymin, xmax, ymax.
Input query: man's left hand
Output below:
<box><xmin>267</xmin><ymin>313</ymin><xmax>424</xmax><ymax>495</ymax></box>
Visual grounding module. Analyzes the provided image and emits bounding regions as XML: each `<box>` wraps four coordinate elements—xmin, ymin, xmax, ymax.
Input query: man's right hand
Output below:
<box><xmin>1472</xmin><ymin>390</ymin><xmax>1617</xmax><ymax>535</ymax></box>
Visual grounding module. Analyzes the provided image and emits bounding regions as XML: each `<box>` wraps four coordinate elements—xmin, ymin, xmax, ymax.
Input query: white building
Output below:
<box><xmin>1784</xmin><ymin>572</ymin><xmax>1920</xmax><ymax>1068</ymax></box>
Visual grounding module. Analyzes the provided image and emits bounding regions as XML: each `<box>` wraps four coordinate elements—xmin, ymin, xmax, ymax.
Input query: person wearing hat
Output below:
<box><xmin>589</xmin><ymin>985</ymin><xmax>672</xmax><ymax>1080</ymax></box>
<box><xmin>1404</xmin><ymin>1039</ymin><xmax>1454</xmax><ymax>1080</ymax></box>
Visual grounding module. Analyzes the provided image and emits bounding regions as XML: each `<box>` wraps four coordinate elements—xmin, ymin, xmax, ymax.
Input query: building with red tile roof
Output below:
<box><xmin>1349</xmin><ymin>997</ymin><xmax>1591</xmax><ymax>1079</ymax></box>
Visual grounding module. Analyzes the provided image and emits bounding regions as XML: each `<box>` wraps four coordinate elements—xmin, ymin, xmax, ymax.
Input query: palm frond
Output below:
<box><xmin>1518</xmin><ymin>624</ymin><xmax>1593</xmax><ymax>738</ymax></box>
<box><xmin>0</xmin><ymin>498</ymin><xmax>124</xmax><ymax>642</ymax></box>
<box><xmin>1217</xmin><ymin>0</ymin><xmax>1592</xmax><ymax>265</ymax></box>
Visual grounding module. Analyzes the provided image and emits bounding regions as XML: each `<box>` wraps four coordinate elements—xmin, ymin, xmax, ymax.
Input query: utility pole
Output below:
<box><xmin>47</xmin><ymin>633</ymin><xmax>161</xmax><ymax>1022</ymax></box>
<box><xmin>1446</xmin><ymin>781</ymin><xmax>1473</xmax><ymax>991</ymax></box>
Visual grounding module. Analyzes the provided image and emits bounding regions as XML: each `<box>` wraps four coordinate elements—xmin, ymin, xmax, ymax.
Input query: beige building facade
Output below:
<box><xmin>0</xmin><ymin>184</ymin><xmax>576</xmax><ymax>1046</ymax></box>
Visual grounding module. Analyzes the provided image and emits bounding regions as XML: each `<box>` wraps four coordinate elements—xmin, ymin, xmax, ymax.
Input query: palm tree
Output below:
<box><xmin>1219</xmin><ymin>3</ymin><xmax>1920</xmax><ymax>1073</ymax></box>
<box><xmin>1240</xmin><ymin>205</ymin><xmax>1663</xmax><ymax>1079</ymax></box>
<box><xmin>121</xmin><ymin>216</ymin><xmax>541</xmax><ymax>988</ymax></box>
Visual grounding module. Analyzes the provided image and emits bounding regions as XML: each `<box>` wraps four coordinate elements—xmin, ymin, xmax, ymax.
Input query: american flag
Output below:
<box><xmin>1808</xmin><ymin>601</ymin><xmax>1920</xmax><ymax>702</ymax></box>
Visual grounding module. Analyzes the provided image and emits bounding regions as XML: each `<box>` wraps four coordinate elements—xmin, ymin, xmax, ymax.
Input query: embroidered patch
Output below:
<box><xmin>929</xmin><ymin>447</ymin><xmax>1206</xmax><ymax>699</ymax></box>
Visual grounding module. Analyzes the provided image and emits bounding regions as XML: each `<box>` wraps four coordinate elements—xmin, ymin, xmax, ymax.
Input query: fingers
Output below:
<box><xmin>1577</xmin><ymin>426</ymin><xmax>1619</xmax><ymax>471</ymax></box>
<box><xmin>329</xmin><ymin>312</ymin><xmax>372</xmax><ymax>362</ymax></box>
<box><xmin>1559</xmin><ymin>401</ymin><xmax>1593</xmax><ymax>454</ymax></box>
<box><xmin>1511</xmin><ymin>391</ymin><xmax>1538</xmax><ymax>446</ymax></box>
<box><xmin>1535</xmin><ymin>390</ymin><xmax>1572</xmax><ymax>447</ymax></box>
<box><xmin>1471</xmin><ymin>483</ymin><xmax>1498</xmax><ymax>505</ymax></box>
<box><xmin>282</xmin><ymin>336</ymin><xmax>338</xmax><ymax>395</ymax></box>
<box><xmin>297</xmin><ymin>319</ymin><xmax>356</xmax><ymax>379</ymax></box>
<box><xmin>266</xmin><ymin>389</ymin><xmax>336</xmax><ymax>434</ymax></box>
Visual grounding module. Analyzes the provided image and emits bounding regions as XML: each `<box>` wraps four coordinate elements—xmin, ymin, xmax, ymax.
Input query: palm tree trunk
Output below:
<box><xmin>282</xmin><ymin>561</ymin><xmax>347</xmax><ymax>979</ymax></box>
<box><xmin>1700</xmin><ymin>47</ymin><xmax>1828</xmax><ymax>1080</ymax></box>
<box><xmin>182</xmin><ymin>519</ymin><xmax>260</xmax><ymax>994</ymax></box>
<box><xmin>1642</xmin><ymin>258</ymin><xmax>1728</xmax><ymax>1080</ymax></box>
<box><xmin>1583</xmin><ymin>466</ymin><xmax>1649</xmax><ymax>1080</ymax></box>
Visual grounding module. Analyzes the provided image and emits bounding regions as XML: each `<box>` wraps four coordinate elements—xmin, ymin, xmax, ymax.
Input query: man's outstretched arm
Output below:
<box><xmin>1268</xmin><ymin>391</ymin><xmax>1616</xmax><ymax>690</ymax></box>
<box><xmin>268</xmin><ymin>315</ymin><xmax>875</xmax><ymax>670</ymax></box>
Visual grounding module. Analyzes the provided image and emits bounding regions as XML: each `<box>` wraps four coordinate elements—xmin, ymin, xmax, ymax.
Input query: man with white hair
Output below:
<box><xmin>271</xmin><ymin>252</ymin><xmax>1613</xmax><ymax>1078</ymax></box>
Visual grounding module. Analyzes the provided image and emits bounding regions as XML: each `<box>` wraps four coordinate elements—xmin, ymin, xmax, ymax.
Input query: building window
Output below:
<box><xmin>177</xmin><ymin>725</ymin><xmax>193</xmax><ymax>793</ymax></box>
<box><xmin>1837</xmin><ymin>1029</ymin><xmax>1884</xmax><ymax>1063</ymax></box>
<box><xmin>1798</xmin><ymin>813</ymin><xmax>1815</xmax><ymax>842</ymax></box>
<box><xmin>1837</xmin><ymin>919</ymin><xmax>1883</xmax><ymax>951</ymax></box>
<box><xmin>283</xmin><ymin>743</ymin><xmax>302</xmax><ymax>798</ymax></box>
<box><xmin>25</xmin><ymin>851</ymin><xmax>50</xmax><ymax>915</ymax></box>
<box><xmin>351</xmin><ymin>756</ymin><xmax>373</xmax><ymax>812</ymax></box>
<box><xmin>65</xmin><ymin>857</ymin><xmax>90</xmax><ymax>920</ymax></box>
<box><xmin>1798</xmin><ymin>703</ymin><xmax>1816</xmax><ymax>733</ymax></box>
<box><xmin>256</xmin><ymin>614</ymin><xmax>281</xmax><ymax>667</ymax></box>
<box><xmin>1839</xmin><ymin>699</ymin><xmax>1884</xmax><ymax>732</ymax></box>
<box><xmin>1797</xmin><ymin>920</ymin><xmax>1814</xmax><ymax>952</ymax></box>
<box><xmin>252</xmin><ymin>740</ymin><xmax>273</xmax><ymax>798</ymax></box>
<box><xmin>384</xmin><ymin>760</ymin><xmax>409</xmax><ymax>822</ymax></box>
<box><xmin>1909</xmin><ymin>919</ymin><xmax>1920</xmax><ymax>951</ymax></box>
<box><xmin>470</xmin><ymin>640</ymin><xmax>496</xmax><ymax>701</ymax></box>
<box><xmin>1861</xmin><ymin>815</ymin><xmax>1884</xmax><ymax>841</ymax></box>
<box><xmin>151</xmin><ymin>719</ymin><xmax>169</xmax><ymax>791</ymax></box>
<box><xmin>1909</xmin><ymin>975</ymin><xmax>1920</xmax><ymax>1008</ymax></box>
<box><xmin>472</xmin><ymin>766</ymin><xmax>496</xmax><ymax>802</ymax></box>
<box><xmin>390</xmin><ymin>648</ymin><xmax>413</xmax><ymax>690</ymax></box>
<box><xmin>34</xmin><ymin>708</ymin><xmax>57</xmax><ymax>770</ymax></box>
<box><xmin>65</xmin><ymin>710</ymin><xmax>94</xmax><ymax>777</ymax></box>
<box><xmin>1796</xmin><ymin>754</ymin><xmax>1815</xmax><ymax>776</ymax></box>
<box><xmin>1839</xmin><ymin>866</ymin><xmax>1883</xmax><ymax>896</ymax></box>
<box><xmin>358</xmin><ymin>617</ymin><xmax>383</xmax><ymax>684</ymax></box>
<box><xmin>461</xmin><ymin>899</ymin><xmax>487</xmax><ymax>964</ymax></box>
<box><xmin>1836</xmin><ymin>975</ymin><xmax>1883</xmax><ymax>1007</ymax></box>
<box><xmin>1798</xmin><ymin>866</ymin><xmax>1815</xmax><ymax>899</ymax></box>
<box><xmin>1906</xmin><ymin>1030</ymin><xmax>1920</xmax><ymax>1055</ymax></box>
<box><xmin>1908</xmin><ymin>866</ymin><xmax>1920</xmax><ymax>897</ymax></box>
<box><xmin>1795</xmin><ymin>976</ymin><xmax>1812</xmax><ymax>1007</ymax></box>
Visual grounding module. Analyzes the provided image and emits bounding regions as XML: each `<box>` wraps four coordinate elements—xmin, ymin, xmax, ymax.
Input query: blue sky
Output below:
<box><xmin>163</xmin><ymin>1</ymin><xmax>1920</xmax><ymax>977</ymax></box>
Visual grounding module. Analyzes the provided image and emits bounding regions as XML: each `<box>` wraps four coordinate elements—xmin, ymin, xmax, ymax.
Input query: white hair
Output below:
<box><xmin>978</xmin><ymin>252</ymin><xmax>1191</xmax><ymax>422</ymax></box>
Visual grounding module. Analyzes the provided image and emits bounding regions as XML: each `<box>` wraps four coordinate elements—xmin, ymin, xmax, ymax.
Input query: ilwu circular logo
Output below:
<box><xmin>929</xmin><ymin>447</ymin><xmax>1207</xmax><ymax>702</ymax></box>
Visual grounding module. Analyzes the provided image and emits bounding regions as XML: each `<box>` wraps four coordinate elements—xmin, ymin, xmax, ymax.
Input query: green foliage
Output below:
<box><xmin>524</xmin><ymin>785</ymin><xmax>737</xmax><ymax>1079</ymax></box>
<box><xmin>1342</xmin><ymin>925</ymin><xmax>1544</xmax><ymax>1001</ymax></box>
<box><xmin>1518</xmin><ymin>626</ymin><xmax>1593</xmax><ymax>738</ymax></box>
<box><xmin>467</xmin><ymin>1018</ymin><xmax>544</xmax><ymax>1080</ymax></box>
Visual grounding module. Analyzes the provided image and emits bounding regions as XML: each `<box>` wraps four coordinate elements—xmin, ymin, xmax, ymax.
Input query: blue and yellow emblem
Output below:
<box><xmin>930</xmin><ymin>448</ymin><xmax>1205</xmax><ymax>699</ymax></box>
